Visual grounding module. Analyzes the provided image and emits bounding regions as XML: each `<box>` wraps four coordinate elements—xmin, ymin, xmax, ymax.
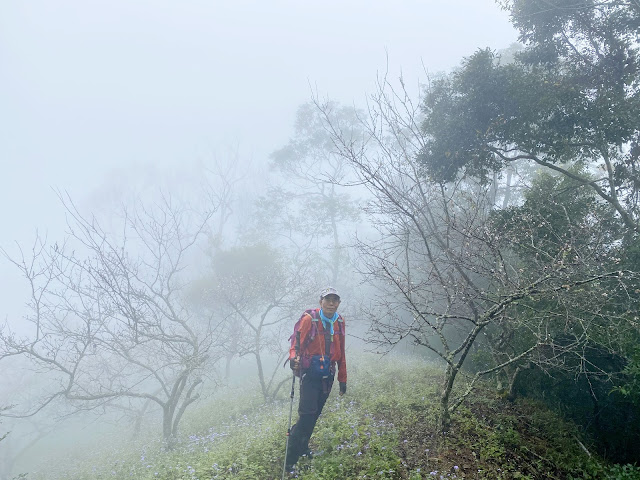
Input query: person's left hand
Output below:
<box><xmin>339</xmin><ymin>382</ymin><xmax>347</xmax><ymax>395</ymax></box>
<box><xmin>290</xmin><ymin>356</ymin><xmax>300</xmax><ymax>371</ymax></box>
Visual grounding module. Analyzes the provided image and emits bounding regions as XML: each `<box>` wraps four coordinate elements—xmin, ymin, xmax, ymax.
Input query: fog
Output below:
<box><xmin>1</xmin><ymin>0</ymin><xmax>517</xmax><ymax>315</ymax></box>
<box><xmin>0</xmin><ymin>1</ymin><xmax>519</xmax><ymax>477</ymax></box>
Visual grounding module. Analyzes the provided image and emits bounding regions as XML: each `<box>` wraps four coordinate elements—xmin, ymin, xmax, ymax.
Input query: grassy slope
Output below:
<box><xmin>27</xmin><ymin>354</ymin><xmax>640</xmax><ymax>480</ymax></box>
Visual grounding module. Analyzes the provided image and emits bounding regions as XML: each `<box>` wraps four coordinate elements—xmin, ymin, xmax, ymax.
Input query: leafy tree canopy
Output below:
<box><xmin>419</xmin><ymin>0</ymin><xmax>640</xmax><ymax>231</ymax></box>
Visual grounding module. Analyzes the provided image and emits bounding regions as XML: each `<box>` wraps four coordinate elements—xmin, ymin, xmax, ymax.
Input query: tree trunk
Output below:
<box><xmin>162</xmin><ymin>404</ymin><xmax>177</xmax><ymax>449</ymax></box>
<box><xmin>502</xmin><ymin>167</ymin><xmax>513</xmax><ymax>208</ymax></box>
<box><xmin>329</xmin><ymin>186</ymin><xmax>341</xmax><ymax>286</ymax></box>
<box><xmin>255</xmin><ymin>349</ymin><xmax>268</xmax><ymax>402</ymax></box>
<box><xmin>506</xmin><ymin>363</ymin><xmax>531</xmax><ymax>402</ymax></box>
<box><xmin>225</xmin><ymin>354</ymin><xmax>233</xmax><ymax>381</ymax></box>
<box><xmin>439</xmin><ymin>364</ymin><xmax>458</xmax><ymax>432</ymax></box>
<box><xmin>132</xmin><ymin>397</ymin><xmax>155</xmax><ymax>439</ymax></box>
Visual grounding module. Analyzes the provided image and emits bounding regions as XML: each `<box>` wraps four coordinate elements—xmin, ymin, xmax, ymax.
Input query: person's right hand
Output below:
<box><xmin>290</xmin><ymin>356</ymin><xmax>300</xmax><ymax>371</ymax></box>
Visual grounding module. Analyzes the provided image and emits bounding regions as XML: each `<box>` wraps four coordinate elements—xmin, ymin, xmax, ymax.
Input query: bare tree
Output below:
<box><xmin>0</xmin><ymin>193</ymin><xmax>222</xmax><ymax>447</ymax></box>
<box><xmin>191</xmin><ymin>244</ymin><xmax>316</xmax><ymax>402</ymax></box>
<box><xmin>0</xmin><ymin>406</ymin><xmax>9</xmax><ymax>445</ymax></box>
<box><xmin>316</xmin><ymin>76</ymin><xmax>638</xmax><ymax>432</ymax></box>
<box><xmin>199</xmin><ymin>145</ymin><xmax>255</xmax><ymax>253</ymax></box>
<box><xmin>267</xmin><ymin>102</ymin><xmax>362</xmax><ymax>286</ymax></box>
<box><xmin>0</xmin><ymin>414</ymin><xmax>54</xmax><ymax>480</ymax></box>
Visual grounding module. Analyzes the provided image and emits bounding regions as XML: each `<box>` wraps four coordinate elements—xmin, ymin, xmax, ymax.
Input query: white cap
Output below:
<box><xmin>320</xmin><ymin>287</ymin><xmax>340</xmax><ymax>299</ymax></box>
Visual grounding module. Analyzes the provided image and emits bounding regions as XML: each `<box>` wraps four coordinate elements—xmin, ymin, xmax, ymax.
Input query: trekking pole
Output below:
<box><xmin>282</xmin><ymin>331</ymin><xmax>301</xmax><ymax>480</ymax></box>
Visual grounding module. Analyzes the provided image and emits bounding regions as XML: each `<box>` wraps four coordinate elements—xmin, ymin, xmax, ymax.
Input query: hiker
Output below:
<box><xmin>285</xmin><ymin>287</ymin><xmax>347</xmax><ymax>471</ymax></box>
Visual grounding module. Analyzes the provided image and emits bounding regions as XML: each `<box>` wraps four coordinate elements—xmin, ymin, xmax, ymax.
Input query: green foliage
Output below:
<box><xmin>615</xmin><ymin>346</ymin><xmax>640</xmax><ymax>404</ymax></box>
<box><xmin>202</xmin><ymin>243</ymin><xmax>286</xmax><ymax>303</ymax></box>
<box><xmin>441</xmin><ymin>398</ymin><xmax>580</xmax><ymax>479</ymax></box>
<box><xmin>420</xmin><ymin>0</ymin><xmax>640</xmax><ymax>231</ymax></box>
<box><xmin>265</xmin><ymin>101</ymin><xmax>362</xmax><ymax>236</ymax></box>
<box><xmin>20</xmin><ymin>353</ymin><xmax>639</xmax><ymax>480</ymax></box>
<box><xmin>569</xmin><ymin>461</ymin><xmax>640</xmax><ymax>480</ymax></box>
<box><xmin>482</xmin><ymin>164</ymin><xmax>640</xmax><ymax>464</ymax></box>
<box><xmin>491</xmin><ymin>169</ymin><xmax>617</xmax><ymax>259</ymax></box>
<box><xmin>488</xmin><ymin>167</ymin><xmax>631</xmax><ymax>346</ymax></box>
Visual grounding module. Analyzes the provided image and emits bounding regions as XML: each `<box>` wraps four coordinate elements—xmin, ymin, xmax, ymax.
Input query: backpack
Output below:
<box><xmin>288</xmin><ymin>309</ymin><xmax>344</xmax><ymax>374</ymax></box>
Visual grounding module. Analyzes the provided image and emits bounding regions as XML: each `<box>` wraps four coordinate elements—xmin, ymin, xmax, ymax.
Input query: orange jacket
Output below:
<box><xmin>289</xmin><ymin>309</ymin><xmax>347</xmax><ymax>384</ymax></box>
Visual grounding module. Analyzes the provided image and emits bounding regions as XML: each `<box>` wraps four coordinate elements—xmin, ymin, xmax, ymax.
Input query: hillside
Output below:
<box><xmin>20</xmin><ymin>354</ymin><xmax>640</xmax><ymax>480</ymax></box>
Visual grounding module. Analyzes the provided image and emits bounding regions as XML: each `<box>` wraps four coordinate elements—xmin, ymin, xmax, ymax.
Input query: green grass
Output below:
<box><xmin>21</xmin><ymin>354</ymin><xmax>640</xmax><ymax>480</ymax></box>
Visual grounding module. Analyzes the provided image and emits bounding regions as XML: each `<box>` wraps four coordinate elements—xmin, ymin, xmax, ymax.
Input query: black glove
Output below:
<box><xmin>339</xmin><ymin>382</ymin><xmax>347</xmax><ymax>395</ymax></box>
<box><xmin>290</xmin><ymin>357</ymin><xmax>300</xmax><ymax>371</ymax></box>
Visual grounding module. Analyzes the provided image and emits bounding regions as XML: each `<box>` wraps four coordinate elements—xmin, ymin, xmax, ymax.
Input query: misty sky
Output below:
<box><xmin>0</xmin><ymin>0</ymin><xmax>519</xmax><ymax>320</ymax></box>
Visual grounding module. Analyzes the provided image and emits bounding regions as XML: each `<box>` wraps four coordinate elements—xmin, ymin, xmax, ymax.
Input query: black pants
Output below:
<box><xmin>286</xmin><ymin>373</ymin><xmax>333</xmax><ymax>468</ymax></box>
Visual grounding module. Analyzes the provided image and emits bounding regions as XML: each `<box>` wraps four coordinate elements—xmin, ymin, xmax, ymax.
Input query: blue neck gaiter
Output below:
<box><xmin>319</xmin><ymin>309</ymin><xmax>338</xmax><ymax>335</ymax></box>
